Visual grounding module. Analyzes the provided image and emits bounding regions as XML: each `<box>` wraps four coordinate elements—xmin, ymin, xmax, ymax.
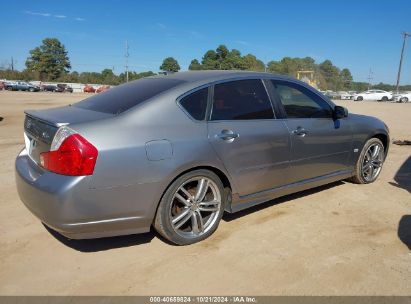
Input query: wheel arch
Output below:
<box><xmin>372</xmin><ymin>133</ymin><xmax>388</xmax><ymax>153</ymax></box>
<box><xmin>151</xmin><ymin>165</ymin><xmax>234</xmax><ymax>224</ymax></box>
<box><xmin>365</xmin><ymin>133</ymin><xmax>389</xmax><ymax>161</ymax></box>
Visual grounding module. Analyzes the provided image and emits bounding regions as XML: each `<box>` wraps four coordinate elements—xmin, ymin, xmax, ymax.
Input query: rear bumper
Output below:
<box><xmin>15</xmin><ymin>149</ymin><xmax>158</xmax><ymax>239</ymax></box>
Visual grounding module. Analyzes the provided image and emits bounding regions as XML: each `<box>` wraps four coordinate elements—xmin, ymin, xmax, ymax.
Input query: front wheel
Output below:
<box><xmin>400</xmin><ymin>97</ymin><xmax>409</xmax><ymax>103</ymax></box>
<box><xmin>356</xmin><ymin>96</ymin><xmax>363</xmax><ymax>101</ymax></box>
<box><xmin>154</xmin><ymin>170</ymin><xmax>225</xmax><ymax>245</ymax></box>
<box><xmin>380</xmin><ymin>96</ymin><xmax>389</xmax><ymax>102</ymax></box>
<box><xmin>349</xmin><ymin>138</ymin><xmax>385</xmax><ymax>184</ymax></box>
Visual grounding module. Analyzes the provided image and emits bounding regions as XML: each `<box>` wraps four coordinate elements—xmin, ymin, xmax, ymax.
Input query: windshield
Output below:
<box><xmin>74</xmin><ymin>77</ymin><xmax>185</xmax><ymax>114</ymax></box>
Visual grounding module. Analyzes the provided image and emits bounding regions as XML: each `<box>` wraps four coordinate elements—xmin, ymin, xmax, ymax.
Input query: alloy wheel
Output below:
<box><xmin>361</xmin><ymin>143</ymin><xmax>384</xmax><ymax>182</ymax></box>
<box><xmin>169</xmin><ymin>177</ymin><xmax>222</xmax><ymax>239</ymax></box>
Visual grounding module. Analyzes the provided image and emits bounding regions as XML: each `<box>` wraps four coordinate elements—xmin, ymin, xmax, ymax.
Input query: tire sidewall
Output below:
<box><xmin>155</xmin><ymin>169</ymin><xmax>226</xmax><ymax>245</ymax></box>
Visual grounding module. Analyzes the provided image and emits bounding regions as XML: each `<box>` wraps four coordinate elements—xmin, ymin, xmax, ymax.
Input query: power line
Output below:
<box><xmin>125</xmin><ymin>40</ymin><xmax>129</xmax><ymax>82</ymax></box>
<box><xmin>395</xmin><ymin>31</ymin><xmax>410</xmax><ymax>93</ymax></box>
<box><xmin>367</xmin><ymin>68</ymin><xmax>373</xmax><ymax>90</ymax></box>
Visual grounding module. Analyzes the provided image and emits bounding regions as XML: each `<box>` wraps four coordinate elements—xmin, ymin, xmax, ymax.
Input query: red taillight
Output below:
<box><xmin>40</xmin><ymin>134</ymin><xmax>98</xmax><ymax>176</ymax></box>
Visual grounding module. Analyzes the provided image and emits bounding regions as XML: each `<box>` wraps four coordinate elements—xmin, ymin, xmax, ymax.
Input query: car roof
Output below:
<box><xmin>147</xmin><ymin>70</ymin><xmax>294</xmax><ymax>85</ymax></box>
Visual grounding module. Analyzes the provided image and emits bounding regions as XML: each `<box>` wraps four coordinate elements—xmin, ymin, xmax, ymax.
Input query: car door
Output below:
<box><xmin>207</xmin><ymin>79</ymin><xmax>291</xmax><ymax>197</ymax></box>
<box><xmin>270</xmin><ymin>80</ymin><xmax>352</xmax><ymax>183</ymax></box>
<box><xmin>371</xmin><ymin>90</ymin><xmax>380</xmax><ymax>100</ymax></box>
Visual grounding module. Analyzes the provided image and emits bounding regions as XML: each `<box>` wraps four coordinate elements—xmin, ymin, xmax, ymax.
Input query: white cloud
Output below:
<box><xmin>24</xmin><ymin>10</ymin><xmax>51</xmax><ymax>17</ymax></box>
<box><xmin>235</xmin><ymin>40</ymin><xmax>248</xmax><ymax>45</ymax></box>
<box><xmin>24</xmin><ymin>11</ymin><xmax>80</xmax><ymax>21</ymax></box>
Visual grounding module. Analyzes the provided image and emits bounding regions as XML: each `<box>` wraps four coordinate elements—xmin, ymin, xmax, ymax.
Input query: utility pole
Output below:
<box><xmin>125</xmin><ymin>40</ymin><xmax>129</xmax><ymax>82</ymax></box>
<box><xmin>367</xmin><ymin>68</ymin><xmax>373</xmax><ymax>90</ymax></box>
<box><xmin>11</xmin><ymin>57</ymin><xmax>14</xmax><ymax>71</ymax></box>
<box><xmin>395</xmin><ymin>32</ymin><xmax>410</xmax><ymax>93</ymax></box>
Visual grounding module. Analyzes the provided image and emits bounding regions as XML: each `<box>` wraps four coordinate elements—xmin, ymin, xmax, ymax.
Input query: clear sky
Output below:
<box><xmin>1</xmin><ymin>0</ymin><xmax>410</xmax><ymax>84</ymax></box>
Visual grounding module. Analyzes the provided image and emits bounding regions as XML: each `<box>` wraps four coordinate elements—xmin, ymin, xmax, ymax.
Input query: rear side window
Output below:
<box><xmin>211</xmin><ymin>79</ymin><xmax>274</xmax><ymax>120</ymax></box>
<box><xmin>74</xmin><ymin>78</ymin><xmax>184</xmax><ymax>114</ymax></box>
<box><xmin>179</xmin><ymin>87</ymin><xmax>208</xmax><ymax>120</ymax></box>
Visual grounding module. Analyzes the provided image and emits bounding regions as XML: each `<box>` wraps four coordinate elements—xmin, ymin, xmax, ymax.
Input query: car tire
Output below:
<box><xmin>357</xmin><ymin>96</ymin><xmax>363</xmax><ymax>101</ymax></box>
<box><xmin>349</xmin><ymin>138</ymin><xmax>385</xmax><ymax>184</ymax></box>
<box><xmin>380</xmin><ymin>96</ymin><xmax>389</xmax><ymax>102</ymax></box>
<box><xmin>400</xmin><ymin>97</ymin><xmax>409</xmax><ymax>103</ymax></box>
<box><xmin>154</xmin><ymin>169</ymin><xmax>226</xmax><ymax>245</ymax></box>
<box><xmin>29</xmin><ymin>88</ymin><xmax>34</xmax><ymax>92</ymax></box>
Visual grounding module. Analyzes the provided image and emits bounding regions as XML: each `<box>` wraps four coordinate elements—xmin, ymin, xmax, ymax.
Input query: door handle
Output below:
<box><xmin>292</xmin><ymin>127</ymin><xmax>307</xmax><ymax>137</ymax></box>
<box><xmin>217</xmin><ymin>129</ymin><xmax>239</xmax><ymax>141</ymax></box>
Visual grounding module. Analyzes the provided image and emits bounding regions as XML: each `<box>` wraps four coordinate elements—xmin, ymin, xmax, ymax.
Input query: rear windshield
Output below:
<box><xmin>74</xmin><ymin>78</ymin><xmax>185</xmax><ymax>114</ymax></box>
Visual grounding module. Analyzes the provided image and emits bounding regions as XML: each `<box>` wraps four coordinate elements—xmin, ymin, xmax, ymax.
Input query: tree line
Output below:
<box><xmin>1</xmin><ymin>38</ymin><xmax>410</xmax><ymax>92</ymax></box>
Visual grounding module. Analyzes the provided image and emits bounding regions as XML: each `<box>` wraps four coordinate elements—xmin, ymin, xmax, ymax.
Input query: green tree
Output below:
<box><xmin>202</xmin><ymin>50</ymin><xmax>219</xmax><ymax>69</ymax></box>
<box><xmin>101</xmin><ymin>68</ymin><xmax>117</xmax><ymax>84</ymax></box>
<box><xmin>192</xmin><ymin>45</ymin><xmax>266</xmax><ymax>71</ymax></box>
<box><xmin>373</xmin><ymin>82</ymin><xmax>395</xmax><ymax>91</ymax></box>
<box><xmin>319</xmin><ymin>59</ymin><xmax>341</xmax><ymax>91</ymax></box>
<box><xmin>160</xmin><ymin>57</ymin><xmax>180</xmax><ymax>72</ymax></box>
<box><xmin>340</xmin><ymin>68</ymin><xmax>353</xmax><ymax>90</ymax></box>
<box><xmin>25</xmin><ymin>38</ymin><xmax>71</xmax><ymax>81</ymax></box>
<box><xmin>188</xmin><ymin>59</ymin><xmax>202</xmax><ymax>70</ymax></box>
<box><xmin>241</xmin><ymin>54</ymin><xmax>265</xmax><ymax>71</ymax></box>
<box><xmin>119</xmin><ymin>71</ymin><xmax>156</xmax><ymax>82</ymax></box>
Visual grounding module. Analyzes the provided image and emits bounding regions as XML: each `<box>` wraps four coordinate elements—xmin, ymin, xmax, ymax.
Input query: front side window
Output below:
<box><xmin>179</xmin><ymin>87</ymin><xmax>208</xmax><ymax>120</ymax></box>
<box><xmin>211</xmin><ymin>79</ymin><xmax>274</xmax><ymax>120</ymax></box>
<box><xmin>272</xmin><ymin>81</ymin><xmax>332</xmax><ymax>119</ymax></box>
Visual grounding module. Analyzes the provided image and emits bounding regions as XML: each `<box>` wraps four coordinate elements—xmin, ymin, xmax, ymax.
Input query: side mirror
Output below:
<box><xmin>333</xmin><ymin>105</ymin><xmax>348</xmax><ymax>119</ymax></box>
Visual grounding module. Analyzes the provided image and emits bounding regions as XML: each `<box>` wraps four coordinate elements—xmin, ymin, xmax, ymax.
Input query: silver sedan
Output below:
<box><xmin>15</xmin><ymin>71</ymin><xmax>389</xmax><ymax>245</ymax></box>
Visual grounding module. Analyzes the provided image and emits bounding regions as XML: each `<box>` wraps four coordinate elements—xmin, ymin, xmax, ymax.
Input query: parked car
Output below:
<box><xmin>392</xmin><ymin>92</ymin><xmax>411</xmax><ymax>103</ymax></box>
<box><xmin>340</xmin><ymin>91</ymin><xmax>357</xmax><ymax>100</ymax></box>
<box><xmin>5</xmin><ymin>81</ymin><xmax>40</xmax><ymax>92</ymax></box>
<box><xmin>83</xmin><ymin>85</ymin><xmax>96</xmax><ymax>93</ymax></box>
<box><xmin>353</xmin><ymin>90</ymin><xmax>392</xmax><ymax>101</ymax></box>
<box><xmin>323</xmin><ymin>90</ymin><xmax>339</xmax><ymax>99</ymax></box>
<box><xmin>96</xmin><ymin>85</ymin><xmax>110</xmax><ymax>93</ymax></box>
<box><xmin>55</xmin><ymin>84</ymin><xmax>73</xmax><ymax>93</ymax></box>
<box><xmin>15</xmin><ymin>71</ymin><xmax>389</xmax><ymax>245</ymax></box>
<box><xmin>41</xmin><ymin>85</ymin><xmax>58</xmax><ymax>92</ymax></box>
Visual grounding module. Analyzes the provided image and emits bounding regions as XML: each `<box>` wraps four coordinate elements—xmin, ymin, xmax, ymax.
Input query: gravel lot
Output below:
<box><xmin>0</xmin><ymin>91</ymin><xmax>410</xmax><ymax>295</ymax></box>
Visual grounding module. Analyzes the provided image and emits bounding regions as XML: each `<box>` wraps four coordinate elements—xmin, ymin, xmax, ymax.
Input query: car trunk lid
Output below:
<box><xmin>24</xmin><ymin>106</ymin><xmax>112</xmax><ymax>164</ymax></box>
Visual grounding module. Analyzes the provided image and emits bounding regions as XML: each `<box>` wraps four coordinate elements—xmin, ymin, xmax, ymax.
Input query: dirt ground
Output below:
<box><xmin>0</xmin><ymin>91</ymin><xmax>410</xmax><ymax>295</ymax></box>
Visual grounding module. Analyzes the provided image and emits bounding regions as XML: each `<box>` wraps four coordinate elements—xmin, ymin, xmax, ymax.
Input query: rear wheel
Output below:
<box><xmin>154</xmin><ymin>170</ymin><xmax>225</xmax><ymax>245</ymax></box>
<box><xmin>349</xmin><ymin>138</ymin><xmax>385</xmax><ymax>184</ymax></box>
<box><xmin>380</xmin><ymin>96</ymin><xmax>389</xmax><ymax>102</ymax></box>
<box><xmin>356</xmin><ymin>96</ymin><xmax>363</xmax><ymax>101</ymax></box>
<box><xmin>400</xmin><ymin>97</ymin><xmax>409</xmax><ymax>103</ymax></box>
